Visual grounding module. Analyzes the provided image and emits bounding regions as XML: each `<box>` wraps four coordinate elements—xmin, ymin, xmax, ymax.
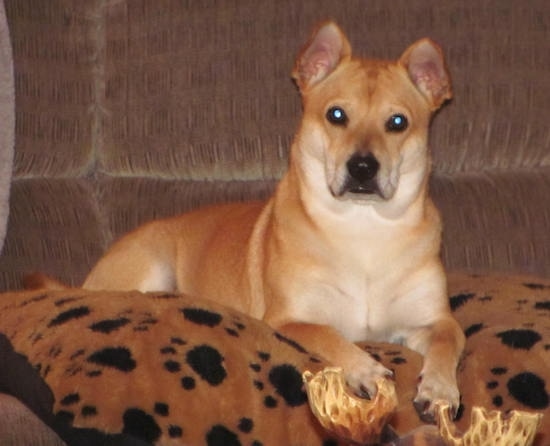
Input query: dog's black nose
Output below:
<box><xmin>346</xmin><ymin>153</ymin><xmax>380</xmax><ymax>184</ymax></box>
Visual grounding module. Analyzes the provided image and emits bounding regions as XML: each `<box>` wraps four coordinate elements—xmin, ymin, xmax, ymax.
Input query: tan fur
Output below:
<box><xmin>79</xmin><ymin>22</ymin><xmax>464</xmax><ymax>421</ymax></box>
<box><xmin>22</xmin><ymin>272</ymin><xmax>69</xmax><ymax>290</ymax></box>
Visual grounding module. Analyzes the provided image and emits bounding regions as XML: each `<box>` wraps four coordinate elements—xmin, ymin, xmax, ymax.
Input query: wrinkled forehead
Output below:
<box><xmin>303</xmin><ymin>58</ymin><xmax>428</xmax><ymax>116</ymax></box>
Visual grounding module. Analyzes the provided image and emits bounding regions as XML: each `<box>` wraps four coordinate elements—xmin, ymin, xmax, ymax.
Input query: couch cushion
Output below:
<box><xmin>0</xmin><ymin>393</ymin><xmax>65</xmax><ymax>446</ymax></box>
<box><xmin>3</xmin><ymin>0</ymin><xmax>550</xmax><ymax>287</ymax></box>
<box><xmin>0</xmin><ymin>179</ymin><xmax>105</xmax><ymax>290</ymax></box>
<box><xmin>6</xmin><ymin>0</ymin><xmax>98</xmax><ymax>178</ymax></box>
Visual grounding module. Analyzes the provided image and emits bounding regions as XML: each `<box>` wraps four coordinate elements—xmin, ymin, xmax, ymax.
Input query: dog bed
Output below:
<box><xmin>0</xmin><ymin>273</ymin><xmax>548</xmax><ymax>445</ymax></box>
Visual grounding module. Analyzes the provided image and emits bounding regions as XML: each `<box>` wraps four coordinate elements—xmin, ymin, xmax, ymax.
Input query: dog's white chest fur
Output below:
<box><xmin>268</xmin><ymin>186</ymin><xmax>445</xmax><ymax>345</ymax></box>
<box><xmin>278</xmin><ymin>216</ymin><xmax>415</xmax><ymax>342</ymax></box>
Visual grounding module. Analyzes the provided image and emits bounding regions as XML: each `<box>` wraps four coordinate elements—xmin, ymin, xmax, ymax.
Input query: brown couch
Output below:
<box><xmin>0</xmin><ymin>0</ymin><xmax>549</xmax><ymax>444</ymax></box>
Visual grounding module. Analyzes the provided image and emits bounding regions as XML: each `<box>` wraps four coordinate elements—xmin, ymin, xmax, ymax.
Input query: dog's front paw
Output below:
<box><xmin>413</xmin><ymin>372</ymin><xmax>460</xmax><ymax>423</ymax></box>
<box><xmin>344</xmin><ymin>355</ymin><xmax>394</xmax><ymax>399</ymax></box>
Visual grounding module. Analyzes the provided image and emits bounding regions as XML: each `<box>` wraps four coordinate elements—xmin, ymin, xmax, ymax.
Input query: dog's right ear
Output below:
<box><xmin>292</xmin><ymin>21</ymin><xmax>352</xmax><ymax>92</ymax></box>
<box><xmin>399</xmin><ymin>39</ymin><xmax>452</xmax><ymax>111</ymax></box>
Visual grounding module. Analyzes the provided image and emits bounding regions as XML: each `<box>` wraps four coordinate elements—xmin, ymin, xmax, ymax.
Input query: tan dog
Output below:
<box><xmin>56</xmin><ymin>22</ymin><xmax>465</xmax><ymax>421</ymax></box>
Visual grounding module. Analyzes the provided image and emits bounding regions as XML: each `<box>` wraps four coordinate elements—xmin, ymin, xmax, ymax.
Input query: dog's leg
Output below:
<box><xmin>406</xmin><ymin>316</ymin><xmax>465</xmax><ymax>422</ymax></box>
<box><xmin>276</xmin><ymin>322</ymin><xmax>394</xmax><ymax>397</ymax></box>
<box><xmin>83</xmin><ymin>224</ymin><xmax>177</xmax><ymax>292</ymax></box>
<box><xmin>84</xmin><ymin>251</ymin><xmax>176</xmax><ymax>292</ymax></box>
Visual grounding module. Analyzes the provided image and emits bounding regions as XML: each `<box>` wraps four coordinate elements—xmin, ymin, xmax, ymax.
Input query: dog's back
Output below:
<box><xmin>83</xmin><ymin>201</ymin><xmax>268</xmax><ymax>312</ymax></box>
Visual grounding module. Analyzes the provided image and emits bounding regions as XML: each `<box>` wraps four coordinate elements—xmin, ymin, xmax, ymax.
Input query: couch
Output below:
<box><xmin>0</xmin><ymin>0</ymin><xmax>549</xmax><ymax>445</ymax></box>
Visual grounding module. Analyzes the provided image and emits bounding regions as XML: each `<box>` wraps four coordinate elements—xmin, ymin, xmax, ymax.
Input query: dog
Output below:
<box><xmin>33</xmin><ymin>21</ymin><xmax>465</xmax><ymax>422</ymax></box>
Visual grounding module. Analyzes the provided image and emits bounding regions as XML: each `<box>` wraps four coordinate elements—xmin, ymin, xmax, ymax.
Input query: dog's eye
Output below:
<box><xmin>326</xmin><ymin>106</ymin><xmax>348</xmax><ymax>125</ymax></box>
<box><xmin>385</xmin><ymin>114</ymin><xmax>408</xmax><ymax>132</ymax></box>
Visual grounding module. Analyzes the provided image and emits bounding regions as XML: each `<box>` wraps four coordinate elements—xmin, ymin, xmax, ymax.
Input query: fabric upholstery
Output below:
<box><xmin>0</xmin><ymin>0</ymin><xmax>549</xmax><ymax>289</ymax></box>
<box><xmin>0</xmin><ymin>0</ymin><xmax>14</xmax><ymax>255</ymax></box>
<box><xmin>0</xmin><ymin>393</ymin><xmax>65</xmax><ymax>446</ymax></box>
<box><xmin>0</xmin><ymin>2</ymin><xmax>549</xmax><ymax>444</ymax></box>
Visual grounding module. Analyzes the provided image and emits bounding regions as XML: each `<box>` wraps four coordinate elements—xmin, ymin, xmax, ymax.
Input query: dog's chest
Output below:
<box><xmin>288</xmin><ymin>257</ymin><xmax>403</xmax><ymax>343</ymax></box>
<box><xmin>270</xmin><ymin>199</ymin><xmax>437</xmax><ymax>342</ymax></box>
<box><xmin>303</xmin><ymin>220</ymin><xmax>435</xmax><ymax>338</ymax></box>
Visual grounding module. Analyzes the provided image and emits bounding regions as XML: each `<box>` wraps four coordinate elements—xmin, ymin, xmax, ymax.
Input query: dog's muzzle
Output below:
<box><xmin>343</xmin><ymin>153</ymin><xmax>381</xmax><ymax>195</ymax></box>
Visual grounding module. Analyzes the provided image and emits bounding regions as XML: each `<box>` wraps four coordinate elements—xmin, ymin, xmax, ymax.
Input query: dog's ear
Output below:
<box><xmin>399</xmin><ymin>39</ymin><xmax>452</xmax><ymax>110</ymax></box>
<box><xmin>292</xmin><ymin>21</ymin><xmax>352</xmax><ymax>92</ymax></box>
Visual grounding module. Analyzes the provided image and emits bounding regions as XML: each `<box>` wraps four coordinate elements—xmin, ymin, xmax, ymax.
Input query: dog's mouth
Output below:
<box><xmin>333</xmin><ymin>181</ymin><xmax>387</xmax><ymax>203</ymax></box>
<box><xmin>340</xmin><ymin>178</ymin><xmax>382</xmax><ymax>197</ymax></box>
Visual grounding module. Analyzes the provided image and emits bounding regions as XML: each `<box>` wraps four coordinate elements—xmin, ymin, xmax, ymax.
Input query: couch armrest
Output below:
<box><xmin>0</xmin><ymin>393</ymin><xmax>66</xmax><ymax>445</ymax></box>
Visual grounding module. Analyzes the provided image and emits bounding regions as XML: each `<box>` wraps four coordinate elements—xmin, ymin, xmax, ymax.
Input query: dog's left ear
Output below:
<box><xmin>399</xmin><ymin>39</ymin><xmax>452</xmax><ymax>110</ymax></box>
<box><xmin>292</xmin><ymin>21</ymin><xmax>352</xmax><ymax>92</ymax></box>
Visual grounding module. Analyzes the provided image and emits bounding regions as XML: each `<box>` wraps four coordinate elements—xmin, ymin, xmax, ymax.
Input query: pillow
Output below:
<box><xmin>376</xmin><ymin>273</ymin><xmax>550</xmax><ymax>445</ymax></box>
<box><xmin>0</xmin><ymin>288</ymin><xmax>337</xmax><ymax>445</ymax></box>
<box><xmin>0</xmin><ymin>273</ymin><xmax>548</xmax><ymax>445</ymax></box>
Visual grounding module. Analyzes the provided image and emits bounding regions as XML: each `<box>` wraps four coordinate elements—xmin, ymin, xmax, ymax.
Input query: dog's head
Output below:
<box><xmin>291</xmin><ymin>22</ymin><xmax>451</xmax><ymax>210</ymax></box>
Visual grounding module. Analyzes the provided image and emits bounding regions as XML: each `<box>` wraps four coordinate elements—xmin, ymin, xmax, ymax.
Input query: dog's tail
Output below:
<box><xmin>22</xmin><ymin>272</ymin><xmax>70</xmax><ymax>290</ymax></box>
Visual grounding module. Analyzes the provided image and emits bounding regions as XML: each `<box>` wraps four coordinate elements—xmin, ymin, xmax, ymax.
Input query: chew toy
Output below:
<box><xmin>437</xmin><ymin>403</ymin><xmax>542</xmax><ymax>446</ymax></box>
<box><xmin>304</xmin><ymin>367</ymin><xmax>543</xmax><ymax>445</ymax></box>
<box><xmin>303</xmin><ymin>367</ymin><xmax>398</xmax><ymax>444</ymax></box>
